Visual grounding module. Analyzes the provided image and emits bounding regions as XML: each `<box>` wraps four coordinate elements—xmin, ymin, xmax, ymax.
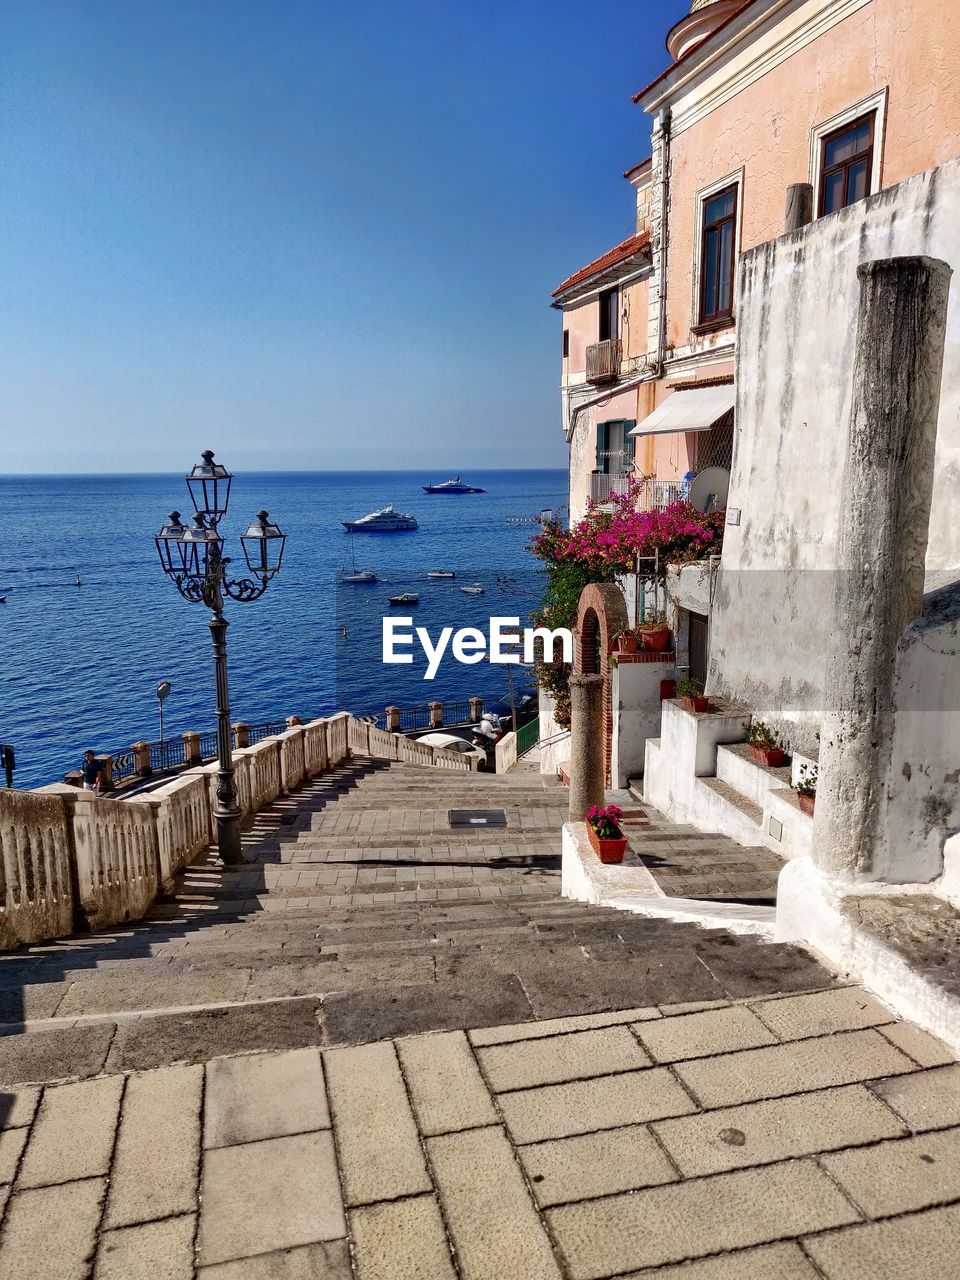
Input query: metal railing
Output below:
<box><xmin>248</xmin><ymin>721</ymin><xmax>287</xmax><ymax>746</ymax></box>
<box><xmin>149</xmin><ymin>739</ymin><xmax>186</xmax><ymax>772</ymax></box>
<box><xmin>636</xmin><ymin>479</ymin><xmax>684</xmax><ymax>511</ymax></box>
<box><xmin>516</xmin><ymin>716</ymin><xmax>540</xmax><ymax>759</ymax></box>
<box><xmin>590</xmin><ymin>473</ymin><xmax>633</xmax><ymax>504</ymax></box>
<box><xmin>111</xmin><ymin>750</ymin><xmax>136</xmax><ymax>782</ymax></box>
<box><xmin>586</xmin><ymin>339</ymin><xmax>622</xmax><ymax>383</ymax></box>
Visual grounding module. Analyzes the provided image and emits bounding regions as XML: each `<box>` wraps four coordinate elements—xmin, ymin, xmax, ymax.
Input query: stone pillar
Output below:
<box><xmin>784</xmin><ymin>182</ymin><xmax>814</xmax><ymax>234</ymax></box>
<box><xmin>232</xmin><ymin>722</ymin><xmax>250</xmax><ymax>750</ymax></box>
<box><xmin>814</xmin><ymin>256</ymin><xmax>951</xmax><ymax>880</ymax></box>
<box><xmin>182</xmin><ymin>731</ymin><xmax>201</xmax><ymax>765</ymax></box>
<box><xmin>131</xmin><ymin>741</ymin><xmax>152</xmax><ymax>777</ymax></box>
<box><xmin>385</xmin><ymin>706</ymin><xmax>401</xmax><ymax>733</ymax></box>
<box><xmin>428</xmin><ymin>701</ymin><xmax>443</xmax><ymax>729</ymax></box>
<box><xmin>469</xmin><ymin>696</ymin><xmax>484</xmax><ymax>722</ymax></box>
<box><xmin>568</xmin><ymin>674</ymin><xmax>605</xmax><ymax>822</ymax></box>
<box><xmin>286</xmin><ymin>715</ymin><xmax>303</xmax><ymax>728</ymax></box>
<box><xmin>96</xmin><ymin>754</ymin><xmax>115</xmax><ymax>792</ymax></box>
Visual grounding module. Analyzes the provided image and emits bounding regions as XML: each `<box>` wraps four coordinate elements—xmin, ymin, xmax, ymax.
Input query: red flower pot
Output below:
<box><xmin>681</xmin><ymin>695</ymin><xmax>710</xmax><ymax>714</ymax></box>
<box><xmin>660</xmin><ymin>679</ymin><xmax>677</xmax><ymax>701</ymax></box>
<box><xmin>640</xmin><ymin>624</ymin><xmax>671</xmax><ymax>653</ymax></box>
<box><xmin>617</xmin><ymin>633</ymin><xmax>638</xmax><ymax>655</ymax></box>
<box><xmin>749</xmin><ymin>744</ymin><xmax>786</xmax><ymax>768</ymax></box>
<box><xmin>587</xmin><ymin>822</ymin><xmax>627</xmax><ymax>864</ymax></box>
<box><xmin>798</xmin><ymin>792</ymin><xmax>816</xmax><ymax>816</ymax></box>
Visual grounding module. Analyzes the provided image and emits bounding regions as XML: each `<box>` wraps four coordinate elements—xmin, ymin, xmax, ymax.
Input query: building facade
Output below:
<box><xmin>555</xmin><ymin>0</ymin><xmax>960</xmax><ymax>525</ymax></box>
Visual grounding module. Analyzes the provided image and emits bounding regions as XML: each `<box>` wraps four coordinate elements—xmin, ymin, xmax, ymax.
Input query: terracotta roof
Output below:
<box><xmin>632</xmin><ymin>0</ymin><xmax>758</xmax><ymax>105</ymax></box>
<box><xmin>552</xmin><ymin>231</ymin><xmax>651</xmax><ymax>299</ymax></box>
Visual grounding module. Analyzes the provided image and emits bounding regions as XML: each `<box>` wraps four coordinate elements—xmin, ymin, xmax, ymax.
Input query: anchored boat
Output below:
<box><xmin>426</xmin><ymin>569</ymin><xmax>456</xmax><ymax>579</ymax></box>
<box><xmin>342</xmin><ymin>504</ymin><xmax>418</xmax><ymax>533</ymax></box>
<box><xmin>422</xmin><ymin>476</ymin><xmax>486</xmax><ymax>495</ymax></box>
<box><xmin>460</xmin><ymin>582</ymin><xmax>485</xmax><ymax>596</ymax></box>
<box><xmin>388</xmin><ymin>592</ymin><xmax>420</xmax><ymax>605</ymax></box>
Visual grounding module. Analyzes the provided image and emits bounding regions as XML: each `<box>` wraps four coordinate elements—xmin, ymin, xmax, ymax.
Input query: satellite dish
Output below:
<box><xmin>156</xmin><ymin>681</ymin><xmax>172</xmax><ymax>703</ymax></box>
<box><xmin>688</xmin><ymin>467</ymin><xmax>730</xmax><ymax>515</ymax></box>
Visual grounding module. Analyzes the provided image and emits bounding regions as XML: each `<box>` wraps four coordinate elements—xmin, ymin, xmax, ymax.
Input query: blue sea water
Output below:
<box><xmin>0</xmin><ymin>469</ymin><xmax>566</xmax><ymax>788</ymax></box>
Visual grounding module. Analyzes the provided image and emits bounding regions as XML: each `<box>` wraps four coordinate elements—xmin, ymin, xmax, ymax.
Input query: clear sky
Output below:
<box><xmin>0</xmin><ymin>0</ymin><xmax>687</xmax><ymax>474</ymax></box>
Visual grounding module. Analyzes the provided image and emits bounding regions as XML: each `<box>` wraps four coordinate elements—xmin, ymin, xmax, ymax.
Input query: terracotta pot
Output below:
<box><xmin>660</xmin><ymin>679</ymin><xmax>677</xmax><ymax>701</ymax></box>
<box><xmin>617</xmin><ymin>632</ymin><xmax>639</xmax><ymax>655</ymax></box>
<box><xmin>681</xmin><ymin>695</ymin><xmax>710</xmax><ymax>714</ymax></box>
<box><xmin>640</xmin><ymin>624</ymin><xmax>671</xmax><ymax>652</ymax></box>
<box><xmin>798</xmin><ymin>792</ymin><xmax>816</xmax><ymax>816</ymax></box>
<box><xmin>749</xmin><ymin>744</ymin><xmax>786</xmax><ymax>768</ymax></box>
<box><xmin>587</xmin><ymin>822</ymin><xmax>627</xmax><ymax>864</ymax></box>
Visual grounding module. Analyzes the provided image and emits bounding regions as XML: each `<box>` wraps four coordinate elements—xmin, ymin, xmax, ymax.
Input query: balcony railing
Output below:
<box><xmin>637</xmin><ymin>478</ymin><xmax>684</xmax><ymax>511</ymax></box>
<box><xmin>590</xmin><ymin>473</ymin><xmax>632</xmax><ymax>504</ymax></box>
<box><xmin>585</xmin><ymin>339</ymin><xmax>622</xmax><ymax>383</ymax></box>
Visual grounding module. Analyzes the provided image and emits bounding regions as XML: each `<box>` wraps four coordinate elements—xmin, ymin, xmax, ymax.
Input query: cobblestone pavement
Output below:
<box><xmin>1</xmin><ymin>986</ymin><xmax>958</xmax><ymax>1278</ymax></box>
<box><xmin>1</xmin><ymin>757</ymin><xmax>957</xmax><ymax>1276</ymax></box>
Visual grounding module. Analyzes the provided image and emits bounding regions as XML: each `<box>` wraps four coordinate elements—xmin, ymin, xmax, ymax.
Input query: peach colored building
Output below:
<box><xmin>555</xmin><ymin>0</ymin><xmax>960</xmax><ymax>523</ymax></box>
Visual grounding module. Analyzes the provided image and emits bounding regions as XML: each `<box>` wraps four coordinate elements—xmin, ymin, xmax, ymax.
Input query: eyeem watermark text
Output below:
<box><xmin>383</xmin><ymin>617</ymin><xmax>573</xmax><ymax>681</ymax></box>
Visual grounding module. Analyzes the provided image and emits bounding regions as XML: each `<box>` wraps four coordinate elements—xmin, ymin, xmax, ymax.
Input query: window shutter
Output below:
<box><xmin>596</xmin><ymin>421</ymin><xmax>609</xmax><ymax>473</ymax></box>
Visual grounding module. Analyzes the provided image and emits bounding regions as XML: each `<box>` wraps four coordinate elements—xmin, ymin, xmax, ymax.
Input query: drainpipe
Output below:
<box><xmin>656</xmin><ymin>106</ymin><xmax>673</xmax><ymax>379</ymax></box>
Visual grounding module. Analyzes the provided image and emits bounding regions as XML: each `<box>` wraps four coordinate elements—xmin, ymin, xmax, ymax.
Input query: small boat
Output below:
<box><xmin>388</xmin><ymin>592</ymin><xmax>420</xmax><ymax>605</ymax></box>
<box><xmin>0</xmin><ymin>596</ymin><xmax>5</xmax><ymax>604</ymax></box>
<box><xmin>343</xmin><ymin>504</ymin><xmax>418</xmax><ymax>533</ymax></box>
<box><xmin>423</xmin><ymin>476</ymin><xmax>486</xmax><ymax>495</ymax></box>
<box><xmin>460</xmin><ymin>583</ymin><xmax>485</xmax><ymax>596</ymax></box>
<box><xmin>339</xmin><ymin>537</ymin><xmax>378</xmax><ymax>583</ymax></box>
<box><xmin>426</xmin><ymin>569</ymin><xmax>456</xmax><ymax>579</ymax></box>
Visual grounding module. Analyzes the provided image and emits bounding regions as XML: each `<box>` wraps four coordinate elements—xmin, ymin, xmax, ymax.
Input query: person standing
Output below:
<box><xmin>0</xmin><ymin>744</ymin><xmax>13</xmax><ymax>788</ymax></box>
<box><xmin>81</xmin><ymin>749</ymin><xmax>102</xmax><ymax>793</ymax></box>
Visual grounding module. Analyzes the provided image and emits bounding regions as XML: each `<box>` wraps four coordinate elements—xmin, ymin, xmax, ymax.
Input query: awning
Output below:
<box><xmin>629</xmin><ymin>384</ymin><xmax>735</xmax><ymax>437</ymax></box>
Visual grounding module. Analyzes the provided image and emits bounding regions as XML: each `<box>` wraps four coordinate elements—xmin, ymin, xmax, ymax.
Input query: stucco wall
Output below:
<box><xmin>709</xmin><ymin>158</ymin><xmax>960</xmax><ymax>750</ymax></box>
<box><xmin>661</xmin><ymin>0</ymin><xmax>960</xmax><ymax>353</ymax></box>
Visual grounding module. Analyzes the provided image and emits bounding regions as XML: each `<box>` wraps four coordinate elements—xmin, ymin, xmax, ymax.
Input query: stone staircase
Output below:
<box><xmin>0</xmin><ymin>757</ymin><xmax>833</xmax><ymax>1086</ymax></box>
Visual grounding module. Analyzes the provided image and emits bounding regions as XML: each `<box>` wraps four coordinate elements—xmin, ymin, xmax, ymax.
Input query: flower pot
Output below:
<box><xmin>798</xmin><ymin>792</ymin><xmax>816</xmax><ymax>817</ymax></box>
<box><xmin>587</xmin><ymin>822</ymin><xmax>627</xmax><ymax>864</ymax></box>
<box><xmin>617</xmin><ymin>633</ymin><xmax>638</xmax><ymax>655</ymax></box>
<box><xmin>681</xmin><ymin>695</ymin><xmax>710</xmax><ymax>714</ymax></box>
<box><xmin>660</xmin><ymin>679</ymin><xmax>677</xmax><ymax>701</ymax></box>
<box><xmin>640</xmin><ymin>624</ymin><xmax>671</xmax><ymax>652</ymax></box>
<box><xmin>749</xmin><ymin>744</ymin><xmax>786</xmax><ymax>768</ymax></box>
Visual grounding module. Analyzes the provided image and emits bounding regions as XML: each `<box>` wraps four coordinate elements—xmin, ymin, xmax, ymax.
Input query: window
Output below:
<box><xmin>598</xmin><ymin>288</ymin><xmax>618</xmax><ymax>343</ymax></box>
<box><xmin>562</xmin><ymin>329</ymin><xmax>569</xmax><ymax>358</ymax></box>
<box><xmin>819</xmin><ymin>114</ymin><xmax>874</xmax><ymax>216</ymax></box>
<box><xmin>596</xmin><ymin>420</ymin><xmax>636</xmax><ymax>474</ymax></box>
<box><xmin>699</xmin><ymin>186</ymin><xmax>738</xmax><ymax>325</ymax></box>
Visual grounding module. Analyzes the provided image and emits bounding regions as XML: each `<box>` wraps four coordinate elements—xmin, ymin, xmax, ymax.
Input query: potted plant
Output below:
<box><xmin>585</xmin><ymin>803</ymin><xmax>627</xmax><ymax>863</ymax></box>
<box><xmin>677</xmin><ymin>675</ymin><xmax>710</xmax><ymax>714</ymax></box>
<box><xmin>639</xmin><ymin>610</ymin><xmax>671</xmax><ymax>653</ymax></box>
<box><xmin>742</xmin><ymin>719</ymin><xmax>787</xmax><ymax>768</ymax></box>
<box><xmin>794</xmin><ymin>764</ymin><xmax>818</xmax><ymax>816</ymax></box>
<box><xmin>613</xmin><ymin>629</ymin><xmax>638</xmax><ymax>655</ymax></box>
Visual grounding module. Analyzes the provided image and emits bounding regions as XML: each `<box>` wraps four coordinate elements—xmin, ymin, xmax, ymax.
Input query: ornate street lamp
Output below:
<box><xmin>155</xmin><ymin>451</ymin><xmax>286</xmax><ymax>864</ymax></box>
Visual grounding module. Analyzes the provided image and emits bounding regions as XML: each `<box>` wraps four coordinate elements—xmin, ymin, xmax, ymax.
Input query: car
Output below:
<box><xmin>481</xmin><ymin>689</ymin><xmax>538</xmax><ymax>732</ymax></box>
<box><xmin>416</xmin><ymin>732</ymin><xmax>488</xmax><ymax>770</ymax></box>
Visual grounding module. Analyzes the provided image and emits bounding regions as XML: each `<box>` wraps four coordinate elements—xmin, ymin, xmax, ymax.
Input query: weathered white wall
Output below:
<box><xmin>611</xmin><ymin>661</ymin><xmax>672</xmax><ymax>787</ymax></box>
<box><xmin>711</xmin><ymin>159</ymin><xmax>960</xmax><ymax>751</ymax></box>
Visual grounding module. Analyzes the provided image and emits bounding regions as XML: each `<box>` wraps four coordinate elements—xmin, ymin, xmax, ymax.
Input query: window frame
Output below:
<box><xmin>810</xmin><ymin>89</ymin><xmax>888</xmax><ymax>220</ymax></box>
<box><xmin>598</xmin><ymin>287</ymin><xmax>619</xmax><ymax>344</ymax></box>
<box><xmin>698</xmin><ymin>183</ymin><xmax>739</xmax><ymax>327</ymax></box>
<box><xmin>691</xmin><ymin>169</ymin><xmax>744</xmax><ymax>336</ymax></box>
<box><xmin>818</xmin><ymin>113</ymin><xmax>875</xmax><ymax>217</ymax></box>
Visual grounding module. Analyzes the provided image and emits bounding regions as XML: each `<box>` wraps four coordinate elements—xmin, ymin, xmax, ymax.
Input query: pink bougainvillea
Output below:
<box><xmin>530</xmin><ymin>478</ymin><xmax>725</xmax><ymax>581</ymax></box>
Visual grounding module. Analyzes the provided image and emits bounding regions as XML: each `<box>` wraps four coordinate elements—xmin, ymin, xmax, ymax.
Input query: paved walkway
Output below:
<box><xmin>1</xmin><ymin>757</ymin><xmax>958</xmax><ymax>1277</ymax></box>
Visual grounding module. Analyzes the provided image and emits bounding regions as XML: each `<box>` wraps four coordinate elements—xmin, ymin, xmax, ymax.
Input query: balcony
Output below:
<box><xmin>585</xmin><ymin>339</ymin><xmax>622</xmax><ymax>383</ymax></box>
<box><xmin>637</xmin><ymin>478</ymin><xmax>684</xmax><ymax>511</ymax></box>
<box><xmin>589</xmin><ymin>472</ymin><xmax>632</xmax><ymax>504</ymax></box>
<box><xmin>589</xmin><ymin>474</ymin><xmax>684</xmax><ymax>510</ymax></box>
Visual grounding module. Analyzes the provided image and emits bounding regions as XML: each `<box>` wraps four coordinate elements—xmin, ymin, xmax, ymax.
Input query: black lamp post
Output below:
<box><xmin>155</xmin><ymin>450</ymin><xmax>286</xmax><ymax>864</ymax></box>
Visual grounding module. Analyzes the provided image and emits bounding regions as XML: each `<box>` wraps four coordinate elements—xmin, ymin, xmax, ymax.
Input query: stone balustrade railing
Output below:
<box><xmin>0</xmin><ymin>712</ymin><xmax>476</xmax><ymax>951</ymax></box>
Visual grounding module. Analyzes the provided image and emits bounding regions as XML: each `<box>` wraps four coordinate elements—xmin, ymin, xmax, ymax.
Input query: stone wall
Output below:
<box><xmin>0</xmin><ymin>789</ymin><xmax>75</xmax><ymax>947</ymax></box>
<box><xmin>710</xmin><ymin>159</ymin><xmax>960</xmax><ymax>752</ymax></box>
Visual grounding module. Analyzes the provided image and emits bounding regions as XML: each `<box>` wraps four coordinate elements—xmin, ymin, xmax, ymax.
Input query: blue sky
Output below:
<box><xmin>0</xmin><ymin>0</ymin><xmax>687</xmax><ymax>473</ymax></box>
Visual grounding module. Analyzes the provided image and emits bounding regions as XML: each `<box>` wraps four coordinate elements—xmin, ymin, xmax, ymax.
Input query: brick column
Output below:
<box><xmin>814</xmin><ymin>257</ymin><xmax>951</xmax><ymax>881</ymax></box>
<box><xmin>232</xmin><ymin>722</ymin><xmax>250</xmax><ymax>749</ymax></box>
<box><xmin>131</xmin><ymin>741</ymin><xmax>152</xmax><ymax>777</ymax></box>
<box><xmin>182</xmin><ymin>731</ymin><xmax>201</xmax><ymax>765</ymax></box>
<box><xmin>569</xmin><ymin>674</ymin><xmax>605</xmax><ymax>822</ymax></box>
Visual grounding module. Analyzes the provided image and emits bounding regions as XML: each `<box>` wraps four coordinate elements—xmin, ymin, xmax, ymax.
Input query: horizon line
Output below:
<box><xmin>0</xmin><ymin>465</ymin><xmax>568</xmax><ymax>480</ymax></box>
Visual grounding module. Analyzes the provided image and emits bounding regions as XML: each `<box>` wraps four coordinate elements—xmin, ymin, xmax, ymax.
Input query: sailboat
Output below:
<box><xmin>339</xmin><ymin>537</ymin><xmax>378</xmax><ymax>584</ymax></box>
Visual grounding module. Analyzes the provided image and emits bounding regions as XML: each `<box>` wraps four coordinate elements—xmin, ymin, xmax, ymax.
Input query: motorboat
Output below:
<box><xmin>426</xmin><ymin>569</ymin><xmax>456</xmax><ymax>579</ymax></box>
<box><xmin>460</xmin><ymin>583</ymin><xmax>485</xmax><ymax>595</ymax></box>
<box><xmin>422</xmin><ymin>476</ymin><xmax>486</xmax><ymax>495</ymax></box>
<box><xmin>342</xmin><ymin>504</ymin><xmax>418</xmax><ymax>533</ymax></box>
<box><xmin>388</xmin><ymin>592</ymin><xmax>420</xmax><ymax>605</ymax></box>
<box><xmin>339</xmin><ymin>537</ymin><xmax>378</xmax><ymax>583</ymax></box>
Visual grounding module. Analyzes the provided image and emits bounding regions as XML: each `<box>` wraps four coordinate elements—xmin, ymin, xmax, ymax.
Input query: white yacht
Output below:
<box><xmin>460</xmin><ymin>582</ymin><xmax>485</xmax><ymax>596</ymax></box>
<box><xmin>342</xmin><ymin>504</ymin><xmax>418</xmax><ymax>533</ymax></box>
<box><xmin>426</xmin><ymin>569</ymin><xmax>456</xmax><ymax>579</ymax></box>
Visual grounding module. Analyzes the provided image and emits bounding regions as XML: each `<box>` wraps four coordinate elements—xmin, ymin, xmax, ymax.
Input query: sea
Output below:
<box><xmin>0</xmin><ymin>469</ymin><xmax>566</xmax><ymax>789</ymax></box>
